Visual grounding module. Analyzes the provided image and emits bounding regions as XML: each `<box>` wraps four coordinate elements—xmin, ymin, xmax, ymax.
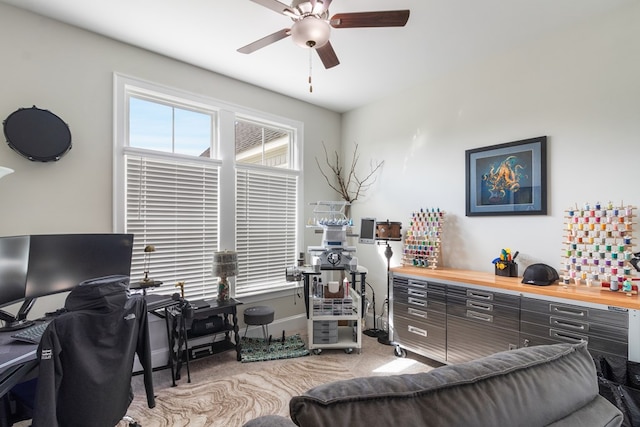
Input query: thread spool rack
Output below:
<box><xmin>561</xmin><ymin>201</ymin><xmax>637</xmax><ymax>293</ymax></box>
<box><xmin>402</xmin><ymin>208</ymin><xmax>444</xmax><ymax>269</ymax></box>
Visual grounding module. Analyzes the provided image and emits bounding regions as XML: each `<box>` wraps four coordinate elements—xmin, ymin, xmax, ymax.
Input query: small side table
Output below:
<box><xmin>165</xmin><ymin>298</ymin><xmax>242</xmax><ymax>385</ymax></box>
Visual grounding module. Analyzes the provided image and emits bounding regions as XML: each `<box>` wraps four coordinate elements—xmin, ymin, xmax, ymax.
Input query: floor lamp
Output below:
<box><xmin>377</xmin><ymin>240</ymin><xmax>395</xmax><ymax>345</ymax></box>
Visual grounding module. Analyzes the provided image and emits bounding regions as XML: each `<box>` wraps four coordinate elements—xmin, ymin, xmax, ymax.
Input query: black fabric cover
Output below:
<box><xmin>594</xmin><ymin>352</ymin><xmax>640</xmax><ymax>427</ymax></box>
<box><xmin>31</xmin><ymin>275</ymin><xmax>155</xmax><ymax>427</ymax></box>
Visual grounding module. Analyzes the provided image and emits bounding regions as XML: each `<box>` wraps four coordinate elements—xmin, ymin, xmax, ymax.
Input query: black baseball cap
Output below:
<box><xmin>522</xmin><ymin>263</ymin><xmax>559</xmax><ymax>286</ymax></box>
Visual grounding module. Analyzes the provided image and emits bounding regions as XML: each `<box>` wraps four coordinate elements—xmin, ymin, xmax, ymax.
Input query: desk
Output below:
<box><xmin>165</xmin><ymin>298</ymin><xmax>242</xmax><ymax>384</ymax></box>
<box><xmin>0</xmin><ymin>327</ymin><xmax>40</xmax><ymax>427</ymax></box>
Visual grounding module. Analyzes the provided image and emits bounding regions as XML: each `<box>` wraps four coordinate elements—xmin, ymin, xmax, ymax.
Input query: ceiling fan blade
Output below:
<box><xmin>316</xmin><ymin>42</ymin><xmax>340</xmax><ymax>69</ymax></box>
<box><xmin>237</xmin><ymin>28</ymin><xmax>291</xmax><ymax>54</ymax></box>
<box><xmin>250</xmin><ymin>0</ymin><xmax>293</xmax><ymax>16</ymax></box>
<box><xmin>330</xmin><ymin>10</ymin><xmax>410</xmax><ymax>28</ymax></box>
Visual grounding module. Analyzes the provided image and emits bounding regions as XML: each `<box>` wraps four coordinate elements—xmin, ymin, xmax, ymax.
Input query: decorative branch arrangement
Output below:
<box><xmin>315</xmin><ymin>142</ymin><xmax>384</xmax><ymax>203</ymax></box>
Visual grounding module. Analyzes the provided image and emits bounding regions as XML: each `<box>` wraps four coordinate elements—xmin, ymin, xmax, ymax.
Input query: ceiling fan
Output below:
<box><xmin>238</xmin><ymin>0</ymin><xmax>410</xmax><ymax>69</ymax></box>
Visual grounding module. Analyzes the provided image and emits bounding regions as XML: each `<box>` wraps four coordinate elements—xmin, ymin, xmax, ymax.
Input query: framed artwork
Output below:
<box><xmin>465</xmin><ymin>136</ymin><xmax>547</xmax><ymax>216</ymax></box>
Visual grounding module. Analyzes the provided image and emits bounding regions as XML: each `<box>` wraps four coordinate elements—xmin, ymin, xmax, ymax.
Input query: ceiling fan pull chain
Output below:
<box><xmin>308</xmin><ymin>48</ymin><xmax>313</xmax><ymax>93</ymax></box>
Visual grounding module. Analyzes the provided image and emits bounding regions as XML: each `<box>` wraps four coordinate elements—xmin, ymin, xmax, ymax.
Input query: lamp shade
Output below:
<box><xmin>0</xmin><ymin>167</ymin><xmax>14</xmax><ymax>179</ymax></box>
<box><xmin>212</xmin><ymin>250</ymin><xmax>238</xmax><ymax>278</ymax></box>
<box><xmin>291</xmin><ymin>17</ymin><xmax>331</xmax><ymax>49</ymax></box>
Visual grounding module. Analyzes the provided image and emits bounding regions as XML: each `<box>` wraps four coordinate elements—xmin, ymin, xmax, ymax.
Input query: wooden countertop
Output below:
<box><xmin>391</xmin><ymin>266</ymin><xmax>640</xmax><ymax>310</ymax></box>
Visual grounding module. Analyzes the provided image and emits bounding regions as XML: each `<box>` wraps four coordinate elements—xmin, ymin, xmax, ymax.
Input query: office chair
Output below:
<box><xmin>26</xmin><ymin>275</ymin><xmax>155</xmax><ymax>427</ymax></box>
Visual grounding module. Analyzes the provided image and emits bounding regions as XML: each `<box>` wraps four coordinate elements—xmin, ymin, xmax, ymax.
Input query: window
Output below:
<box><xmin>125</xmin><ymin>156</ymin><xmax>219</xmax><ymax>298</ymax></box>
<box><xmin>234</xmin><ymin>119</ymin><xmax>298</xmax><ymax>297</ymax></box>
<box><xmin>114</xmin><ymin>75</ymin><xmax>302</xmax><ymax>300</ymax></box>
<box><xmin>235</xmin><ymin>119</ymin><xmax>291</xmax><ymax>167</ymax></box>
<box><xmin>129</xmin><ymin>96</ymin><xmax>212</xmax><ymax>157</ymax></box>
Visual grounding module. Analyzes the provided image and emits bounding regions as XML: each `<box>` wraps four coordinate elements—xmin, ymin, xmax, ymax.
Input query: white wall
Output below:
<box><xmin>343</xmin><ymin>3</ymin><xmax>640</xmax><ymax>310</ymax></box>
<box><xmin>0</xmin><ymin>3</ymin><xmax>340</xmax><ymax>319</ymax></box>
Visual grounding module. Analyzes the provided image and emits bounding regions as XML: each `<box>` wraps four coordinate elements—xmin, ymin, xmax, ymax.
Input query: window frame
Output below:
<box><xmin>113</xmin><ymin>73</ymin><xmax>304</xmax><ymax>301</ymax></box>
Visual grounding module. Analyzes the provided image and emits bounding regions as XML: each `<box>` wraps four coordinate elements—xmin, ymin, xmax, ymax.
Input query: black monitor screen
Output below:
<box><xmin>0</xmin><ymin>235</ymin><xmax>29</xmax><ymax>308</ymax></box>
<box><xmin>25</xmin><ymin>234</ymin><xmax>134</xmax><ymax>299</ymax></box>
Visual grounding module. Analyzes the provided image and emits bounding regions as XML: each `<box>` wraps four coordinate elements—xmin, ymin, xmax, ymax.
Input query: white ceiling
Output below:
<box><xmin>1</xmin><ymin>0</ymin><xmax>634</xmax><ymax>113</ymax></box>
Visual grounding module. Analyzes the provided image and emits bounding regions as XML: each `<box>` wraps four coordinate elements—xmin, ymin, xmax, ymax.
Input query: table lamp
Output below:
<box><xmin>212</xmin><ymin>250</ymin><xmax>238</xmax><ymax>301</ymax></box>
<box><xmin>142</xmin><ymin>245</ymin><xmax>156</xmax><ymax>282</ymax></box>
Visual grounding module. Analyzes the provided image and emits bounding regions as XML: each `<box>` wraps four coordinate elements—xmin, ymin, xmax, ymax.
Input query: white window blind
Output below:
<box><xmin>126</xmin><ymin>155</ymin><xmax>219</xmax><ymax>299</ymax></box>
<box><xmin>235</xmin><ymin>167</ymin><xmax>298</xmax><ymax>297</ymax></box>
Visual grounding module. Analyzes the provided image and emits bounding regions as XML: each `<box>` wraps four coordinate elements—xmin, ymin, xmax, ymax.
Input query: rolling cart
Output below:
<box><xmin>307</xmin><ymin>282</ymin><xmax>361</xmax><ymax>355</ymax></box>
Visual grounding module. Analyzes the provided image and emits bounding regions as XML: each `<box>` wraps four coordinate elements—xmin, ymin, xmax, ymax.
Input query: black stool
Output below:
<box><xmin>243</xmin><ymin>306</ymin><xmax>275</xmax><ymax>340</ymax></box>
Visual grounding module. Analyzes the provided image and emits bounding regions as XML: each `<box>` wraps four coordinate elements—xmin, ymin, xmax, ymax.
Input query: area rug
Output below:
<box><xmin>240</xmin><ymin>333</ymin><xmax>309</xmax><ymax>363</ymax></box>
<box><xmin>121</xmin><ymin>357</ymin><xmax>353</xmax><ymax>427</ymax></box>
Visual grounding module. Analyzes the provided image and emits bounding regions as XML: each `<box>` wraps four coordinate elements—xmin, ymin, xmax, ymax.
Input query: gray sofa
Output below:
<box><xmin>243</xmin><ymin>343</ymin><xmax>622</xmax><ymax>427</ymax></box>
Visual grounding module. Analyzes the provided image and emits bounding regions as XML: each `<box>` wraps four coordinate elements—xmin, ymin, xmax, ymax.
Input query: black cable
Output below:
<box><xmin>363</xmin><ymin>280</ymin><xmax>384</xmax><ymax>337</ymax></box>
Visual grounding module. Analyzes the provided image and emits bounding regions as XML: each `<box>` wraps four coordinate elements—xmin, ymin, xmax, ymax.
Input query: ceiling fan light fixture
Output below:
<box><xmin>311</xmin><ymin>1</ymin><xmax>326</xmax><ymax>15</ymax></box>
<box><xmin>291</xmin><ymin>17</ymin><xmax>330</xmax><ymax>49</ymax></box>
<box><xmin>283</xmin><ymin>9</ymin><xmax>298</xmax><ymax>19</ymax></box>
<box><xmin>291</xmin><ymin>0</ymin><xmax>313</xmax><ymax>15</ymax></box>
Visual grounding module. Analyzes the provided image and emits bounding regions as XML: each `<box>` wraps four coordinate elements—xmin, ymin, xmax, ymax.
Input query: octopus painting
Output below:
<box><xmin>482</xmin><ymin>155</ymin><xmax>528</xmax><ymax>204</ymax></box>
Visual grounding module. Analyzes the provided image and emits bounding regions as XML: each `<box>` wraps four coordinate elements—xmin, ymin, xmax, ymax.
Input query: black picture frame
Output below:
<box><xmin>465</xmin><ymin>136</ymin><xmax>547</xmax><ymax>216</ymax></box>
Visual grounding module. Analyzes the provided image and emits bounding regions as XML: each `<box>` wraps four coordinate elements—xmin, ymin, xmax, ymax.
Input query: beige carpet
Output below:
<box><xmin>117</xmin><ymin>335</ymin><xmax>440</xmax><ymax>427</ymax></box>
<box><xmin>123</xmin><ymin>357</ymin><xmax>353</xmax><ymax>427</ymax></box>
<box><xmin>11</xmin><ymin>335</ymin><xmax>439</xmax><ymax>426</ymax></box>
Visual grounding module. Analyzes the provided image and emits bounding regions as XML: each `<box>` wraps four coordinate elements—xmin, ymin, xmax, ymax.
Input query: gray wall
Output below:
<box><xmin>0</xmin><ymin>3</ymin><xmax>341</xmax><ymax>321</ymax></box>
<box><xmin>343</xmin><ymin>2</ymin><xmax>640</xmax><ymax>314</ymax></box>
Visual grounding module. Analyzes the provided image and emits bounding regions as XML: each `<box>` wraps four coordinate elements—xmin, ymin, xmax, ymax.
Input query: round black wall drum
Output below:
<box><xmin>3</xmin><ymin>106</ymin><xmax>72</xmax><ymax>162</ymax></box>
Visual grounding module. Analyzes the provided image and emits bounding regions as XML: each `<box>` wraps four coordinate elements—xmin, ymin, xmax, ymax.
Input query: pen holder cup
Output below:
<box><xmin>495</xmin><ymin>262</ymin><xmax>518</xmax><ymax>277</ymax></box>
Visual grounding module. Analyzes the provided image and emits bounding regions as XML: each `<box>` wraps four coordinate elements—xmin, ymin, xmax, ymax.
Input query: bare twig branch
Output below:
<box><xmin>315</xmin><ymin>142</ymin><xmax>384</xmax><ymax>203</ymax></box>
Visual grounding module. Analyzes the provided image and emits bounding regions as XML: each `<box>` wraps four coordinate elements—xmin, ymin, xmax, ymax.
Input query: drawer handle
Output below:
<box><xmin>408</xmin><ymin>289</ymin><xmax>427</xmax><ymax>298</ymax></box>
<box><xmin>466</xmin><ymin>290</ymin><xmax>494</xmax><ymax>301</ymax></box>
<box><xmin>466</xmin><ymin>310</ymin><xmax>493</xmax><ymax>323</ymax></box>
<box><xmin>550</xmin><ymin>329</ymin><xmax>588</xmax><ymax>344</ymax></box>
<box><xmin>467</xmin><ymin>300</ymin><xmax>493</xmax><ymax>312</ymax></box>
<box><xmin>550</xmin><ymin>316</ymin><xmax>588</xmax><ymax>332</ymax></box>
<box><xmin>408</xmin><ymin>280</ymin><xmax>427</xmax><ymax>289</ymax></box>
<box><xmin>550</xmin><ymin>304</ymin><xmax>586</xmax><ymax>317</ymax></box>
<box><xmin>408</xmin><ymin>297</ymin><xmax>426</xmax><ymax>307</ymax></box>
<box><xmin>408</xmin><ymin>308</ymin><xmax>428</xmax><ymax>319</ymax></box>
<box><xmin>408</xmin><ymin>325</ymin><xmax>427</xmax><ymax>337</ymax></box>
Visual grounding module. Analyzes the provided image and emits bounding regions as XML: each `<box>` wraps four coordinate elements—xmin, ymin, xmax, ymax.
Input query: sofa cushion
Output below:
<box><xmin>243</xmin><ymin>414</ymin><xmax>296</xmax><ymax>427</ymax></box>
<box><xmin>290</xmin><ymin>343</ymin><xmax>622</xmax><ymax>427</ymax></box>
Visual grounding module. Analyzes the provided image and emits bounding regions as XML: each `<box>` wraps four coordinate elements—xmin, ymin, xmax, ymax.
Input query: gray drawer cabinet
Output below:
<box><xmin>390</xmin><ymin>269</ymin><xmax>640</xmax><ymax>364</ymax></box>
<box><xmin>391</xmin><ymin>276</ymin><xmax>446</xmax><ymax>361</ymax></box>
<box><xmin>520</xmin><ymin>297</ymin><xmax>628</xmax><ymax>358</ymax></box>
<box><xmin>446</xmin><ymin>285</ymin><xmax>520</xmax><ymax>363</ymax></box>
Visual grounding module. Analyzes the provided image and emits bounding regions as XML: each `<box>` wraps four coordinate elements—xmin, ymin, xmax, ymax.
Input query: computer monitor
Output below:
<box><xmin>358</xmin><ymin>218</ymin><xmax>376</xmax><ymax>244</ymax></box>
<box><xmin>0</xmin><ymin>235</ymin><xmax>29</xmax><ymax>308</ymax></box>
<box><xmin>24</xmin><ymin>233</ymin><xmax>134</xmax><ymax>299</ymax></box>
